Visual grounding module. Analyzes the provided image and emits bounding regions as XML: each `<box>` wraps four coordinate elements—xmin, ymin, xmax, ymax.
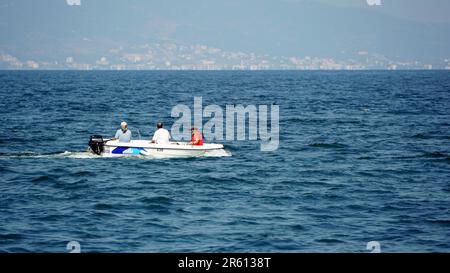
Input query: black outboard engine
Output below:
<box><xmin>88</xmin><ymin>135</ymin><xmax>104</xmax><ymax>155</ymax></box>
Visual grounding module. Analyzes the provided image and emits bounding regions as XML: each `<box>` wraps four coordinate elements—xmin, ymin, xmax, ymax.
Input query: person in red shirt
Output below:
<box><xmin>188</xmin><ymin>127</ymin><xmax>203</xmax><ymax>146</ymax></box>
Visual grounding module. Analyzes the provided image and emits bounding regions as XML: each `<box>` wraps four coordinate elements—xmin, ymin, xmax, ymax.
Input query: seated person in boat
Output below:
<box><xmin>112</xmin><ymin>121</ymin><xmax>132</xmax><ymax>142</ymax></box>
<box><xmin>188</xmin><ymin>127</ymin><xmax>203</xmax><ymax>146</ymax></box>
<box><xmin>151</xmin><ymin>122</ymin><xmax>171</xmax><ymax>144</ymax></box>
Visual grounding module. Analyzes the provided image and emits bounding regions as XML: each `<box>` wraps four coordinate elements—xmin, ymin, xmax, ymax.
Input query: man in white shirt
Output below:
<box><xmin>151</xmin><ymin>122</ymin><xmax>171</xmax><ymax>144</ymax></box>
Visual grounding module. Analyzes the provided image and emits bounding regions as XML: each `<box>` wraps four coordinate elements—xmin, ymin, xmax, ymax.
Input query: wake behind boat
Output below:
<box><xmin>88</xmin><ymin>135</ymin><xmax>225</xmax><ymax>158</ymax></box>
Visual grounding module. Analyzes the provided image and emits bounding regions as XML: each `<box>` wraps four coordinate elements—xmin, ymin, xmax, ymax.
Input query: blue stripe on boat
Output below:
<box><xmin>112</xmin><ymin>147</ymin><xmax>143</xmax><ymax>154</ymax></box>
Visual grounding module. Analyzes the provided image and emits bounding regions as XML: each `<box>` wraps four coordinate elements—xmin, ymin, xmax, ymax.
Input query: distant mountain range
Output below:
<box><xmin>1</xmin><ymin>0</ymin><xmax>449</xmax><ymax>69</ymax></box>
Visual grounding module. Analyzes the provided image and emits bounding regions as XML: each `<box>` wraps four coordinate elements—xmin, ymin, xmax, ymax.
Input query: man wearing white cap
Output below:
<box><xmin>113</xmin><ymin>121</ymin><xmax>132</xmax><ymax>142</ymax></box>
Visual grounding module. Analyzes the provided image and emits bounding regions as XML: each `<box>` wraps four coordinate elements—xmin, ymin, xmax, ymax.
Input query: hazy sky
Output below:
<box><xmin>0</xmin><ymin>0</ymin><xmax>449</xmax><ymax>66</ymax></box>
<box><xmin>307</xmin><ymin>0</ymin><xmax>450</xmax><ymax>23</ymax></box>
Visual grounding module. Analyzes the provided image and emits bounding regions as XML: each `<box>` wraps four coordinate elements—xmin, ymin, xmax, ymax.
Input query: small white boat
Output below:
<box><xmin>88</xmin><ymin>135</ymin><xmax>224</xmax><ymax>158</ymax></box>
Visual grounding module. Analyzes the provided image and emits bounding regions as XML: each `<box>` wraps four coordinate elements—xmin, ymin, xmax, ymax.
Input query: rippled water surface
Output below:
<box><xmin>0</xmin><ymin>71</ymin><xmax>449</xmax><ymax>252</ymax></box>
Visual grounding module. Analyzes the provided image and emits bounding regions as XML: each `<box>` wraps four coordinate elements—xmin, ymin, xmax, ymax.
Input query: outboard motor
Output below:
<box><xmin>88</xmin><ymin>135</ymin><xmax>104</xmax><ymax>155</ymax></box>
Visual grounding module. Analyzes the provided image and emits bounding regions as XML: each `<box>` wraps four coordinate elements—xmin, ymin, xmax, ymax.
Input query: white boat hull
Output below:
<box><xmin>97</xmin><ymin>140</ymin><xmax>224</xmax><ymax>158</ymax></box>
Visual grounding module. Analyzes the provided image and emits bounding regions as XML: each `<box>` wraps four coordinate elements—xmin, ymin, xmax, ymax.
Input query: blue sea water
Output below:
<box><xmin>0</xmin><ymin>70</ymin><xmax>449</xmax><ymax>252</ymax></box>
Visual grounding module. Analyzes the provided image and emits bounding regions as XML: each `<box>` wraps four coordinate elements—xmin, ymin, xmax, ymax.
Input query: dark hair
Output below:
<box><xmin>157</xmin><ymin>122</ymin><xmax>163</xmax><ymax>129</ymax></box>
